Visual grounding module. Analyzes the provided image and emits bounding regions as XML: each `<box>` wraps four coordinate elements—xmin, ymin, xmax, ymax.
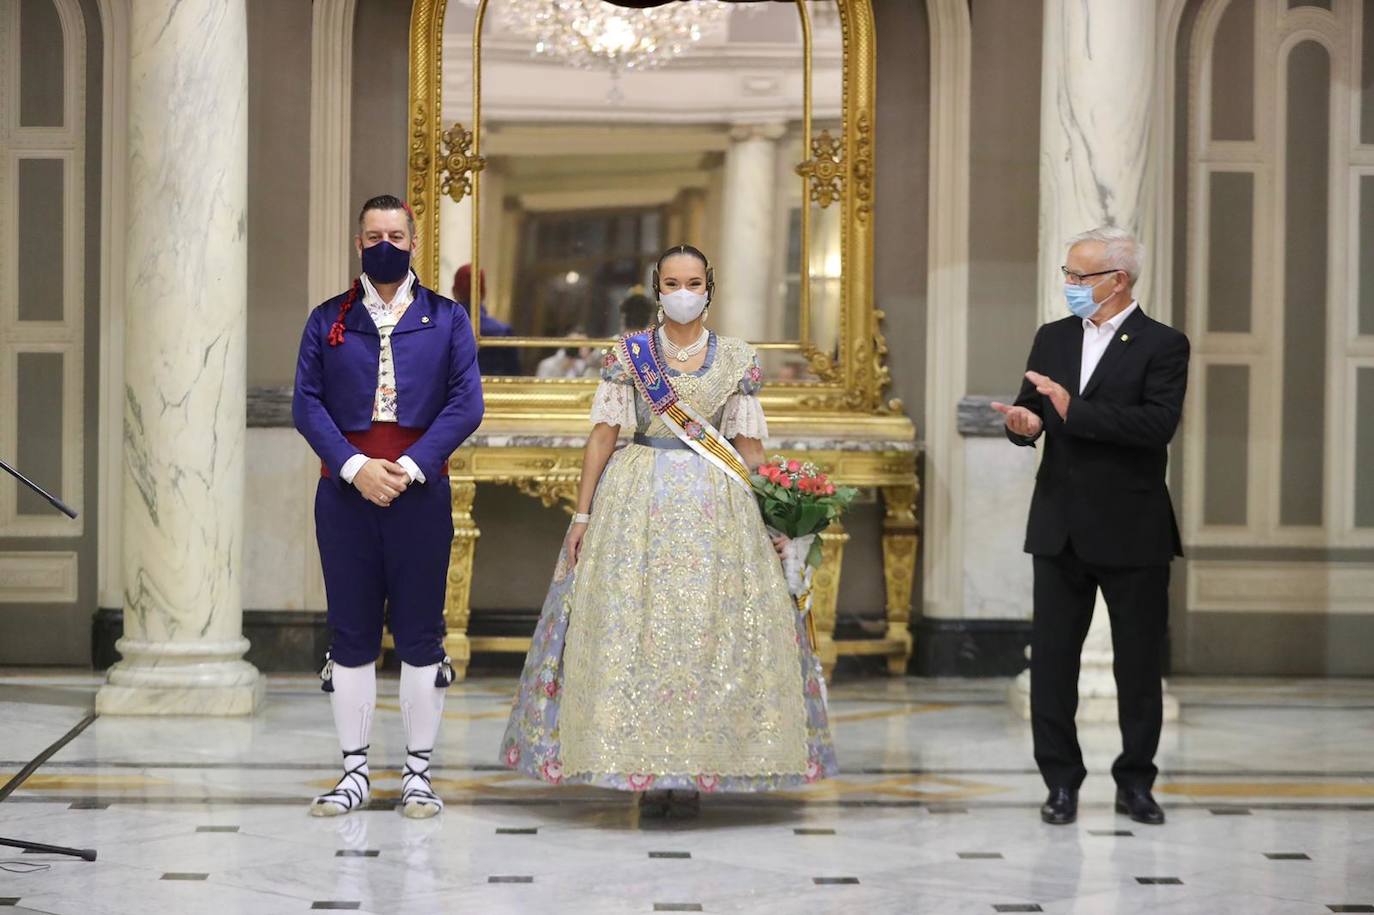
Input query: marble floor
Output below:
<box><xmin>1</xmin><ymin>674</ymin><xmax>1372</xmax><ymax>914</ymax></box>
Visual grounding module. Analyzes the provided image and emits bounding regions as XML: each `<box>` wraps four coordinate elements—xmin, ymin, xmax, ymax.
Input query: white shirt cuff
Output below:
<box><xmin>339</xmin><ymin>453</ymin><xmax>369</xmax><ymax>484</ymax></box>
<box><xmin>397</xmin><ymin>455</ymin><xmax>425</xmax><ymax>484</ymax></box>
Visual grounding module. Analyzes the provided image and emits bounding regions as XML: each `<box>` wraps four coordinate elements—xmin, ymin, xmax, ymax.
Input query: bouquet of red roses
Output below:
<box><xmin>751</xmin><ymin>455</ymin><xmax>857</xmax><ymax>574</ymax></box>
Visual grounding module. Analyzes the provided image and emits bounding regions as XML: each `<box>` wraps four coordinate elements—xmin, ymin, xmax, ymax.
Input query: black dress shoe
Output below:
<box><xmin>638</xmin><ymin>789</ymin><xmax>670</xmax><ymax>819</ymax></box>
<box><xmin>1040</xmin><ymin>787</ymin><xmax>1077</xmax><ymax>825</ymax></box>
<box><xmin>664</xmin><ymin>789</ymin><xmax>701</xmax><ymax>820</ymax></box>
<box><xmin>1115</xmin><ymin>787</ymin><xmax>1165</xmax><ymax>825</ymax></box>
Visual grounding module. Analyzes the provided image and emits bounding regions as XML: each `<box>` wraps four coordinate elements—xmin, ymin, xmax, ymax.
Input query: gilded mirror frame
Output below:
<box><xmin>406</xmin><ymin>0</ymin><xmax>891</xmax><ymax>420</ymax></box>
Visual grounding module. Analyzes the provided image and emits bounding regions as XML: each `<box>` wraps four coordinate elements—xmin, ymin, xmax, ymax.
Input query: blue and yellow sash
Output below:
<box><xmin>617</xmin><ymin>330</ymin><xmax>753</xmax><ymax>492</ymax></box>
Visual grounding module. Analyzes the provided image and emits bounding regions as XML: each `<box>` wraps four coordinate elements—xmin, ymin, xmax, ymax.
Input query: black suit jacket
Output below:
<box><xmin>1008</xmin><ymin>307</ymin><xmax>1190</xmax><ymax>567</ymax></box>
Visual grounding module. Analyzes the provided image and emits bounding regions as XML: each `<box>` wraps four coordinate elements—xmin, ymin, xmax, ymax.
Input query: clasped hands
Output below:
<box><xmin>354</xmin><ymin>459</ymin><xmax>410</xmax><ymax>507</ymax></box>
<box><xmin>991</xmin><ymin>371</ymin><xmax>1071</xmax><ymax>437</ymax></box>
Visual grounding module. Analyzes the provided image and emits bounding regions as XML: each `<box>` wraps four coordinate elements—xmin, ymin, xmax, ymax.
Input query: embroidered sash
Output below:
<box><xmin>617</xmin><ymin>330</ymin><xmax>753</xmax><ymax>493</ymax></box>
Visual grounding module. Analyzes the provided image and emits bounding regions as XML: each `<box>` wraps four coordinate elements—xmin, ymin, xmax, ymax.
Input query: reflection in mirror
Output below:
<box><xmin>440</xmin><ymin>0</ymin><xmax>843</xmax><ymax>379</ymax></box>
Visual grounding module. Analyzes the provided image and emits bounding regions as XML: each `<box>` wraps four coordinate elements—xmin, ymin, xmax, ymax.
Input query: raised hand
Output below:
<box><xmin>991</xmin><ymin>401</ymin><xmax>1044</xmax><ymax>439</ymax></box>
<box><xmin>1024</xmin><ymin>371</ymin><xmax>1071</xmax><ymax>420</ymax></box>
<box><xmin>354</xmin><ymin>458</ymin><xmax>410</xmax><ymax>507</ymax></box>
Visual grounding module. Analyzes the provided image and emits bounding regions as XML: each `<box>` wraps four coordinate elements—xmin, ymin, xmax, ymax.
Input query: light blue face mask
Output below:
<box><xmin>1063</xmin><ymin>278</ymin><xmax>1106</xmax><ymax>320</ymax></box>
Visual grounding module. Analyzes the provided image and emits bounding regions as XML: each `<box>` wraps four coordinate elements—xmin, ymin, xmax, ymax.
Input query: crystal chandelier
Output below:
<box><xmin>466</xmin><ymin>0</ymin><xmax>735</xmax><ymax>74</ymax></box>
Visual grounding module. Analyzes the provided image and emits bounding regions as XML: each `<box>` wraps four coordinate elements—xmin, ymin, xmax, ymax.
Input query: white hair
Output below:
<box><xmin>1067</xmin><ymin>225</ymin><xmax>1145</xmax><ymax>283</ymax></box>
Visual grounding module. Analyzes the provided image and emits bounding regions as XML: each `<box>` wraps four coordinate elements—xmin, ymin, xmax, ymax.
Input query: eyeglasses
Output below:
<box><xmin>1061</xmin><ymin>266</ymin><xmax>1121</xmax><ymax>285</ymax></box>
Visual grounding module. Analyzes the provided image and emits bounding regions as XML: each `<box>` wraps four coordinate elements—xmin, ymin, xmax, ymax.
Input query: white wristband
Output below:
<box><xmin>572</xmin><ymin>512</ymin><xmax>591</xmax><ymax>524</ymax></box>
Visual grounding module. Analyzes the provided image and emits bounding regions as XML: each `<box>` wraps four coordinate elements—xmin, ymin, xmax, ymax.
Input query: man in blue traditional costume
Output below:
<box><xmin>293</xmin><ymin>194</ymin><xmax>484</xmax><ymax>818</ymax></box>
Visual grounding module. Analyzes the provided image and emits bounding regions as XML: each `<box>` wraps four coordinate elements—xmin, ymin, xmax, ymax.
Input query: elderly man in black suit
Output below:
<box><xmin>993</xmin><ymin>226</ymin><xmax>1190</xmax><ymax>827</ymax></box>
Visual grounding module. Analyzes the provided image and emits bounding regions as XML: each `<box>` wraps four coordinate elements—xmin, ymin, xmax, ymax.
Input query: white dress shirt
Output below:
<box><xmin>1079</xmin><ymin>300</ymin><xmax>1138</xmax><ymax>394</ymax></box>
<box><xmin>339</xmin><ymin>271</ymin><xmax>425</xmax><ymax>486</ymax></box>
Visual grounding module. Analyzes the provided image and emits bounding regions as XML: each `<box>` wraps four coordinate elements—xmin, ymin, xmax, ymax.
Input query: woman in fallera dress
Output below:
<box><xmin>500</xmin><ymin>244</ymin><xmax>837</xmax><ymax>816</ymax></box>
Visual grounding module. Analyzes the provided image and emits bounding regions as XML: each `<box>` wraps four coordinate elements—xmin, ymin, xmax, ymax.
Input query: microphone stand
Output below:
<box><xmin>0</xmin><ymin>457</ymin><xmax>96</xmax><ymax>861</ymax></box>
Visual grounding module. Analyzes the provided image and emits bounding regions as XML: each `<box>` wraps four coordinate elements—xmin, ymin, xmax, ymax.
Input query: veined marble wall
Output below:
<box><xmin>959</xmin><ymin>403</ymin><xmax>1037</xmax><ymax>621</ymax></box>
<box><xmin>242</xmin><ymin>428</ymin><xmax>316</xmax><ymax>612</ymax></box>
<box><xmin>956</xmin><ymin>0</ymin><xmax>1043</xmax><ymax>633</ymax></box>
<box><xmin>245</xmin><ymin>0</ymin><xmax>312</xmax><ymax>389</ymax></box>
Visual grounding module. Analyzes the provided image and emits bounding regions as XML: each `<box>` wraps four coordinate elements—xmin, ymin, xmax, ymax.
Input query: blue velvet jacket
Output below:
<box><xmin>292</xmin><ymin>279</ymin><xmax>484</xmax><ymax>484</ymax></box>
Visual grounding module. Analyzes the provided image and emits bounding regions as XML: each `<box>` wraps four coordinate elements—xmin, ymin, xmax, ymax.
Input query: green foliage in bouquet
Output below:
<box><xmin>751</xmin><ymin>455</ymin><xmax>858</xmax><ymax>568</ymax></box>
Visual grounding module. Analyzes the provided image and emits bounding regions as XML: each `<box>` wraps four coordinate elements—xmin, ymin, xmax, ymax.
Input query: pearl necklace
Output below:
<box><xmin>659</xmin><ymin>326</ymin><xmax>709</xmax><ymax>363</ymax></box>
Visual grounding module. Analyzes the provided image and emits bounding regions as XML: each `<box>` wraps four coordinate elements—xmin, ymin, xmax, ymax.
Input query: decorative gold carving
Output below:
<box><xmin>406</xmin><ymin>0</ymin><xmax>447</xmax><ymax>284</ymax></box>
<box><xmin>871</xmin><ymin>306</ymin><xmax>894</xmax><ymax>410</ymax></box>
<box><xmin>880</xmin><ymin>484</ymin><xmax>920</xmax><ymax>675</ymax></box>
<box><xmin>444</xmin><ymin>478</ymin><xmax>479</xmax><ymax>680</ymax></box>
<box><xmin>797</xmin><ymin>388</ymin><xmax>866</xmax><ymax>412</ymax></box>
<box><xmin>796</xmin><ymin>130</ymin><xmax>845</xmax><ymax>208</ymax></box>
<box><xmin>511</xmin><ymin>458</ymin><xmax>558</xmax><ymax>471</ymax></box>
<box><xmin>852</xmin><ymin>112</ymin><xmax>874</xmax><ymax>223</ymax></box>
<box><xmin>409</xmin><ymin>105</ymin><xmax>432</xmax><ymax>221</ymax></box>
<box><xmin>507</xmin><ymin>476</ymin><xmax>581</xmax><ymax>513</ymax></box>
<box><xmin>440</xmin><ymin>122</ymin><xmax>485</xmax><ymax>203</ymax></box>
<box><xmin>839</xmin><ymin>1</ymin><xmax>880</xmax><ymax>412</ymax></box>
<box><xmin>801</xmin><ymin>344</ymin><xmax>843</xmax><ymax>384</ymax></box>
<box><xmin>811</xmin><ymin>522</ymin><xmax>848</xmax><ymax>678</ymax></box>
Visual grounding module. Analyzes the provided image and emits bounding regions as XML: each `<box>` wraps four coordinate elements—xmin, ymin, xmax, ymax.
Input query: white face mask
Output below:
<box><xmin>658</xmin><ymin>288</ymin><xmax>709</xmax><ymax>324</ymax></box>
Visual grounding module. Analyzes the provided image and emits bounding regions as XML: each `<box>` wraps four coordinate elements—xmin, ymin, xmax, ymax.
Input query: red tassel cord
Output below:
<box><xmin>328</xmin><ymin>277</ymin><xmax>362</xmax><ymax>347</ymax></box>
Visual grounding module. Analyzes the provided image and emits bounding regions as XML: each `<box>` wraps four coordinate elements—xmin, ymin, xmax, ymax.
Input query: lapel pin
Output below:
<box><xmin>1120</xmin><ymin>333</ymin><xmax>1129</xmax><ymax>342</ymax></box>
<box><xmin>421</xmin><ymin>315</ymin><xmax>430</xmax><ymax>324</ymax></box>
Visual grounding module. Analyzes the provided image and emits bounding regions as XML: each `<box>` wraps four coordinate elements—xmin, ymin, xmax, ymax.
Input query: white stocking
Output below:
<box><xmin>398</xmin><ymin>661</ymin><xmax>446</xmax><ymax>816</ymax></box>
<box><xmin>331</xmin><ymin>662</ymin><xmax>376</xmax><ymax>753</ymax></box>
<box><xmin>311</xmin><ymin>662</ymin><xmax>376</xmax><ymax>816</ymax></box>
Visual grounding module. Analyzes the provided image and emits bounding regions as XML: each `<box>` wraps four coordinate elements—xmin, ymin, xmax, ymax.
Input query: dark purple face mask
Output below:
<box><xmin>361</xmin><ymin>240</ymin><xmax>412</xmax><ymax>284</ymax></box>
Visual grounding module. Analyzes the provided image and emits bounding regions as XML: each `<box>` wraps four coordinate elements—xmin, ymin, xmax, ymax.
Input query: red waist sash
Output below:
<box><xmin>321</xmin><ymin>423</ymin><xmax>446</xmax><ymax>478</ymax></box>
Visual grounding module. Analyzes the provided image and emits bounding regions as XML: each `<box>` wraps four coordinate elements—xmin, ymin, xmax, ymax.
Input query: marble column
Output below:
<box><xmin>1009</xmin><ymin>0</ymin><xmax>1177</xmax><ymax>724</ymax></box>
<box><xmin>716</xmin><ymin>123</ymin><xmax>785</xmax><ymax>340</ymax></box>
<box><xmin>97</xmin><ymin>0</ymin><xmax>263</xmax><ymax>716</ymax></box>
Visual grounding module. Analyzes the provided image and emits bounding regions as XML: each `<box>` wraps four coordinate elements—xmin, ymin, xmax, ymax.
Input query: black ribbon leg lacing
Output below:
<box><xmin>310</xmin><ymin>746</ymin><xmax>370</xmax><ymax>816</ymax></box>
<box><xmin>400</xmin><ymin>747</ymin><xmax>443</xmax><ymax>818</ymax></box>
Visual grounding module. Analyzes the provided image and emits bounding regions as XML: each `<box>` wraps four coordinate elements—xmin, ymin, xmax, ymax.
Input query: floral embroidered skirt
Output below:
<box><xmin>499</xmin><ymin>444</ymin><xmax>838</xmax><ymax>792</ymax></box>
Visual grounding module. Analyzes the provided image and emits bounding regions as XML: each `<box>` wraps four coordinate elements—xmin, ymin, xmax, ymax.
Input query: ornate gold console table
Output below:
<box><xmin>435</xmin><ymin>414</ymin><xmax>919</xmax><ymax>681</ymax></box>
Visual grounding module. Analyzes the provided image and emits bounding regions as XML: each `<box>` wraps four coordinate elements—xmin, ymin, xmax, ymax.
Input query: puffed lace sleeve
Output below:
<box><xmin>720</xmin><ymin>348</ymin><xmax>768</xmax><ymax>440</ymax></box>
<box><xmin>589</xmin><ymin>347</ymin><xmax>637</xmax><ymax>429</ymax></box>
